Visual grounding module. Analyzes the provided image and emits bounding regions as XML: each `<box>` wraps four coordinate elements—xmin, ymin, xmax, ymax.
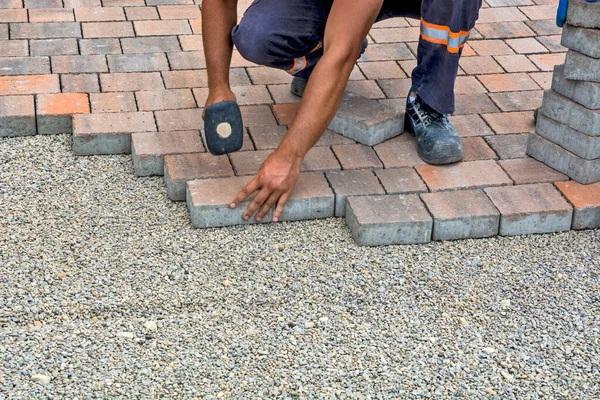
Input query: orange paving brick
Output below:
<box><xmin>528</xmin><ymin>53</ymin><xmax>565</xmax><ymax>71</ymax></box>
<box><xmin>462</xmin><ymin>137</ymin><xmax>498</xmax><ymax>161</ymax></box>
<box><xmin>416</xmin><ymin>160</ymin><xmax>513</xmax><ymax>192</ymax></box>
<box><xmin>188</xmin><ymin>19</ymin><xmax>201</xmax><ymax>34</ymax></box>
<box><xmin>82</xmin><ymin>21</ymin><xmax>134</xmax><ymax>38</ymax></box>
<box><xmin>36</xmin><ymin>93</ymin><xmax>89</xmax><ymax>115</ymax></box>
<box><xmin>555</xmin><ymin>181</ymin><xmax>600</xmax><ymax>230</ymax></box>
<box><xmin>178</xmin><ymin>35</ymin><xmax>203</xmax><ymax>51</ymax></box>
<box><xmin>157</xmin><ymin>5</ymin><xmax>200</xmax><ymax>20</ymax></box>
<box><xmin>0</xmin><ymin>75</ymin><xmax>60</xmax><ymax>95</ymax></box>
<box><xmin>272</xmin><ymin>103</ymin><xmax>300</xmax><ymax>125</ymax></box>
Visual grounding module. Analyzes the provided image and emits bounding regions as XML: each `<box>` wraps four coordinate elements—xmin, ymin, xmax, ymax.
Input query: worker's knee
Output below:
<box><xmin>232</xmin><ymin>14</ymin><xmax>280</xmax><ymax>66</ymax></box>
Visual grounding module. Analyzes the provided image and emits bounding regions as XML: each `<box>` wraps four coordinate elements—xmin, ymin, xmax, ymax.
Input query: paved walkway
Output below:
<box><xmin>0</xmin><ymin>0</ymin><xmax>598</xmax><ymax>243</ymax></box>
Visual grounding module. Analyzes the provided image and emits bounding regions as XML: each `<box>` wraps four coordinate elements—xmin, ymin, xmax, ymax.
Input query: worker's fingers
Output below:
<box><xmin>272</xmin><ymin>192</ymin><xmax>290</xmax><ymax>222</ymax></box>
<box><xmin>230</xmin><ymin>178</ymin><xmax>259</xmax><ymax>209</ymax></box>
<box><xmin>242</xmin><ymin>188</ymin><xmax>270</xmax><ymax>221</ymax></box>
<box><xmin>255</xmin><ymin>191</ymin><xmax>281</xmax><ymax>222</ymax></box>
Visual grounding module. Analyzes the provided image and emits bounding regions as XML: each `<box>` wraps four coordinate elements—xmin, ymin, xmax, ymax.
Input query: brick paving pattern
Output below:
<box><xmin>0</xmin><ymin>0</ymin><xmax>599</xmax><ymax>245</ymax></box>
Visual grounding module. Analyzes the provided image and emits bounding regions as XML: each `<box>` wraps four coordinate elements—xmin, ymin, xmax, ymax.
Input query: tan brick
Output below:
<box><xmin>482</xmin><ymin>111</ymin><xmax>535</xmax><ymax>134</ymax></box>
<box><xmin>478</xmin><ymin>7</ymin><xmax>528</xmax><ymax>23</ymax></box>
<box><xmin>178</xmin><ymin>34</ymin><xmax>202</xmax><ymax>51</ymax></box>
<box><xmin>75</xmin><ymin>7</ymin><xmax>125</xmax><ymax>22</ymax></box>
<box><xmin>82</xmin><ymin>21</ymin><xmax>134</xmax><ymax>38</ymax></box>
<box><xmin>459</xmin><ymin>56</ymin><xmax>504</xmax><ymax>75</ymax></box>
<box><xmin>469</xmin><ymin>39</ymin><xmax>515</xmax><ymax>56</ymax></box>
<box><xmin>134</xmin><ymin>20</ymin><xmax>191</xmax><ymax>36</ymax></box>
<box><xmin>136</xmin><ymin>89</ymin><xmax>196</xmax><ymax>111</ymax></box>
<box><xmin>167</xmin><ymin>51</ymin><xmax>205</xmax><ymax>70</ymax></box>
<box><xmin>377</xmin><ymin>78</ymin><xmax>412</xmax><ymax>98</ymax></box>
<box><xmin>449</xmin><ymin>114</ymin><xmax>495</xmax><ymax>137</ymax></box>
<box><xmin>374</xmin><ymin>139</ymin><xmax>426</xmax><ymax>168</ymax></box>
<box><xmin>10</xmin><ymin>22</ymin><xmax>82</xmax><ymax>39</ymax></box>
<box><xmin>301</xmin><ymin>146</ymin><xmax>340</xmax><ymax>172</ymax></box>
<box><xmin>193</xmin><ymin>85</ymin><xmax>272</xmax><ymax>107</ymax></box>
<box><xmin>30</xmin><ymin>38</ymin><xmax>79</xmax><ymax>56</ymax></box>
<box><xmin>359</xmin><ymin>43</ymin><xmax>414</xmax><ymax>62</ymax></box>
<box><xmin>79</xmin><ymin>38</ymin><xmax>121</xmax><ymax>55</ymax></box>
<box><xmin>375</xmin><ymin>168</ymin><xmax>428</xmax><ymax>195</ymax></box>
<box><xmin>454</xmin><ymin>76</ymin><xmax>488</xmax><ymax>95</ymax></box>
<box><xmin>0</xmin><ymin>40</ymin><xmax>28</xmax><ymax>56</ymax></box>
<box><xmin>155</xmin><ymin>108</ymin><xmax>202</xmax><ymax>132</ymax></box>
<box><xmin>528</xmin><ymin>53</ymin><xmax>565</xmax><ymax>72</ymax></box>
<box><xmin>494</xmin><ymin>55</ymin><xmax>539</xmax><ymax>73</ymax></box>
<box><xmin>0</xmin><ymin>9</ymin><xmax>27</xmax><ymax>22</ymax></box>
<box><xmin>416</xmin><ymin>160</ymin><xmax>513</xmax><ymax>192</ymax></box>
<box><xmin>164</xmin><ymin>153</ymin><xmax>233</xmax><ymax>201</ymax></box>
<box><xmin>505</xmin><ymin>37</ymin><xmax>548</xmax><ymax>54</ymax></box>
<box><xmin>331</xmin><ymin>144</ymin><xmax>383</xmax><ymax>170</ymax></box>
<box><xmin>29</xmin><ymin>8</ymin><xmax>75</xmax><ymax>23</ymax></box>
<box><xmin>488</xmin><ymin>90</ymin><xmax>543</xmax><ymax>112</ymax></box>
<box><xmin>0</xmin><ymin>75</ymin><xmax>60</xmax><ymax>95</ymax></box>
<box><xmin>478</xmin><ymin>73</ymin><xmax>541</xmax><ymax>92</ymax></box>
<box><xmin>454</xmin><ymin>93</ymin><xmax>500</xmax><ymax>115</ymax></box>
<box><xmin>161</xmin><ymin>69</ymin><xmax>207</xmax><ymax>88</ymax></box>
<box><xmin>121</xmin><ymin>36</ymin><xmax>181</xmax><ymax>53</ymax></box>
<box><xmin>100</xmin><ymin>72</ymin><xmax>164</xmax><ymax>92</ymax></box>
<box><xmin>124</xmin><ymin>6</ymin><xmax>158</xmax><ymax>20</ymax></box>
<box><xmin>0</xmin><ymin>57</ymin><xmax>50</xmax><ymax>75</ymax></box>
<box><xmin>246</xmin><ymin>67</ymin><xmax>292</xmax><ymax>85</ymax></box>
<box><xmin>157</xmin><ymin>5</ymin><xmax>200</xmax><ymax>19</ymax></box>
<box><xmin>61</xmin><ymin>73</ymin><xmax>99</xmax><ymax>93</ymax></box>
<box><xmin>108</xmin><ymin>53</ymin><xmax>169</xmax><ymax>72</ymax></box>
<box><xmin>90</xmin><ymin>92</ymin><xmax>136</xmax><ymax>113</ymax></box>
<box><xmin>188</xmin><ymin>18</ymin><xmax>201</xmax><ymax>34</ymax></box>
<box><xmin>499</xmin><ymin>158</ymin><xmax>568</xmax><ymax>185</ymax></box>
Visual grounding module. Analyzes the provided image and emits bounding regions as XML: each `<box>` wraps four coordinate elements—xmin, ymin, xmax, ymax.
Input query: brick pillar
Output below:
<box><xmin>526</xmin><ymin>0</ymin><xmax>600</xmax><ymax>184</ymax></box>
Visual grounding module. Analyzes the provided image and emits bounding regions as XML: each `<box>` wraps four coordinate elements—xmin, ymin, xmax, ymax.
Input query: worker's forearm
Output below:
<box><xmin>202</xmin><ymin>0</ymin><xmax>238</xmax><ymax>91</ymax></box>
<box><xmin>278</xmin><ymin>54</ymin><xmax>356</xmax><ymax>160</ymax></box>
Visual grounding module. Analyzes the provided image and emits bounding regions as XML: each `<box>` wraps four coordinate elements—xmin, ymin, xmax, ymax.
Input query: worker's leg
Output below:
<box><xmin>412</xmin><ymin>0</ymin><xmax>483</xmax><ymax>114</ymax></box>
<box><xmin>231</xmin><ymin>0</ymin><xmax>333</xmax><ymax>79</ymax></box>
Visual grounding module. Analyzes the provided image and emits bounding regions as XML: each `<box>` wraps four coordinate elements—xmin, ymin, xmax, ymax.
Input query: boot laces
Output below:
<box><xmin>411</xmin><ymin>97</ymin><xmax>449</xmax><ymax>129</ymax></box>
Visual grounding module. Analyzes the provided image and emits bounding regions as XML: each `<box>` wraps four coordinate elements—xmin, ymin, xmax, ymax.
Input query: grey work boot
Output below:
<box><xmin>291</xmin><ymin>38</ymin><xmax>369</xmax><ymax>98</ymax></box>
<box><xmin>404</xmin><ymin>93</ymin><xmax>464</xmax><ymax>165</ymax></box>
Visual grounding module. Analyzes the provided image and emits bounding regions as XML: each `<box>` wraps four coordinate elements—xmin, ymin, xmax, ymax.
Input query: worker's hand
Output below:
<box><xmin>230</xmin><ymin>148</ymin><xmax>302</xmax><ymax>222</ymax></box>
<box><xmin>203</xmin><ymin>87</ymin><xmax>236</xmax><ymax>119</ymax></box>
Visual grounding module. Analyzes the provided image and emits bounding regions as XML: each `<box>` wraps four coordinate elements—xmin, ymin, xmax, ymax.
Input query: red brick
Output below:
<box><xmin>75</xmin><ymin>7</ymin><xmax>125</xmax><ymax>22</ymax></box>
<box><xmin>326</xmin><ymin>169</ymin><xmax>386</xmax><ymax>216</ymax></box>
<box><xmin>161</xmin><ymin>70</ymin><xmax>206</xmax><ymax>88</ymax></box>
<box><xmin>449</xmin><ymin>114</ymin><xmax>494</xmax><ymax>137</ymax></box>
<box><xmin>485</xmin><ymin>134</ymin><xmax>528</xmax><ymax>160</ymax></box>
<box><xmin>240</xmin><ymin>105</ymin><xmax>277</xmax><ymax>127</ymax></box>
<box><xmin>357</xmin><ymin>61</ymin><xmax>406</xmax><ymax>80</ymax></box>
<box><xmin>0</xmin><ymin>40</ymin><xmax>28</xmax><ymax>56</ymax></box>
<box><xmin>51</xmin><ymin>55</ymin><xmax>108</xmax><ymax>73</ymax></box>
<box><xmin>155</xmin><ymin>108</ymin><xmax>202</xmax><ymax>132</ymax></box>
<box><xmin>374</xmin><ymin>139</ymin><xmax>426</xmax><ymax>168</ymax></box>
<box><xmin>29</xmin><ymin>8</ymin><xmax>75</xmax><ymax>23</ymax></box>
<box><xmin>37</xmin><ymin>92</ymin><xmax>89</xmax><ymax>115</ymax></box>
<box><xmin>454</xmin><ymin>93</ymin><xmax>500</xmax><ymax>115</ymax></box>
<box><xmin>529</xmin><ymin>72</ymin><xmax>553</xmax><ymax>90</ymax></box>
<box><xmin>468</xmin><ymin>39</ymin><xmax>515</xmax><ymax>56</ymax></box>
<box><xmin>247</xmin><ymin>125</ymin><xmax>287</xmax><ymax>150</ymax></box>
<box><xmin>124</xmin><ymin>6</ymin><xmax>158</xmax><ymax>20</ymax></box>
<box><xmin>478</xmin><ymin>73</ymin><xmax>540</xmax><ymax>92</ymax></box>
<box><xmin>528</xmin><ymin>53</ymin><xmax>565</xmax><ymax>72</ymax></box>
<box><xmin>133</xmin><ymin>20</ymin><xmax>191</xmax><ymax>36</ymax></box>
<box><xmin>61</xmin><ymin>73</ymin><xmax>99</xmax><ymax>93</ymax></box>
<box><xmin>90</xmin><ymin>92</ymin><xmax>136</xmax><ymax>113</ymax></box>
<box><xmin>331</xmin><ymin>144</ymin><xmax>383</xmax><ymax>170</ymax></box>
<box><xmin>459</xmin><ymin>56</ymin><xmax>504</xmax><ymax>75</ymax></box>
<box><xmin>167</xmin><ymin>51</ymin><xmax>205</xmax><ymax>70</ymax></box>
<box><xmin>100</xmin><ymin>72</ymin><xmax>164</xmax><ymax>92</ymax></box>
<box><xmin>135</xmin><ymin>89</ymin><xmax>195</xmax><ymax>111</ymax></box>
<box><xmin>482</xmin><ymin>111</ymin><xmax>535</xmax><ymax>134</ymax></box>
<box><xmin>416</xmin><ymin>160</ymin><xmax>512</xmax><ymax>191</ymax></box>
<box><xmin>157</xmin><ymin>5</ymin><xmax>200</xmax><ymax>19</ymax></box>
<box><xmin>499</xmin><ymin>158</ymin><xmax>568</xmax><ymax>185</ymax></box>
<box><xmin>301</xmin><ymin>146</ymin><xmax>340</xmax><ymax>172</ymax></box>
<box><xmin>494</xmin><ymin>55</ymin><xmax>539</xmax><ymax>73</ymax></box>
<box><xmin>0</xmin><ymin>9</ymin><xmax>27</xmax><ymax>22</ymax></box>
<box><xmin>462</xmin><ymin>137</ymin><xmax>498</xmax><ymax>161</ymax></box>
<box><xmin>488</xmin><ymin>90</ymin><xmax>543</xmax><ymax>112</ymax></box>
<box><xmin>555</xmin><ymin>181</ymin><xmax>600</xmax><ymax>229</ymax></box>
<box><xmin>0</xmin><ymin>95</ymin><xmax>36</xmax><ymax>137</ymax></box>
<box><xmin>505</xmin><ymin>37</ymin><xmax>548</xmax><ymax>54</ymax></box>
<box><xmin>82</xmin><ymin>21</ymin><xmax>134</xmax><ymax>38</ymax></box>
<box><xmin>375</xmin><ymin>167</ymin><xmax>428</xmax><ymax>194</ymax></box>
<box><xmin>164</xmin><ymin>152</ymin><xmax>234</xmax><ymax>201</ymax></box>
<box><xmin>0</xmin><ymin>75</ymin><xmax>60</xmax><ymax>95</ymax></box>
<box><xmin>475</xmin><ymin>21</ymin><xmax>535</xmax><ymax>39</ymax></box>
<box><xmin>272</xmin><ymin>103</ymin><xmax>299</xmax><ymax>125</ymax></box>
<box><xmin>229</xmin><ymin>150</ymin><xmax>269</xmax><ymax>176</ymax></box>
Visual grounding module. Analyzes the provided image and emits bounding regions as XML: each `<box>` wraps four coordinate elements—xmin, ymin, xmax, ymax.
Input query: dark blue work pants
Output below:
<box><xmin>232</xmin><ymin>0</ymin><xmax>482</xmax><ymax>114</ymax></box>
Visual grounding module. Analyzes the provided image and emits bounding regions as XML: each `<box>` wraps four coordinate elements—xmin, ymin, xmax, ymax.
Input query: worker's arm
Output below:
<box><xmin>231</xmin><ymin>0</ymin><xmax>384</xmax><ymax>222</ymax></box>
<box><xmin>202</xmin><ymin>0</ymin><xmax>239</xmax><ymax>109</ymax></box>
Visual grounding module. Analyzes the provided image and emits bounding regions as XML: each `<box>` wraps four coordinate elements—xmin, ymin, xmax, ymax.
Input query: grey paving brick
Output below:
<box><xmin>564</xmin><ymin>50</ymin><xmax>600</xmax><ymax>83</ymax></box>
<box><xmin>540</xmin><ymin>90</ymin><xmax>600</xmax><ymax>136</ymax></box>
<box><xmin>345</xmin><ymin>195</ymin><xmax>432</xmax><ymax>246</ymax></box>
<box><xmin>0</xmin><ymin>95</ymin><xmax>36</xmax><ymax>137</ymax></box>
<box><xmin>167</xmin><ymin>51</ymin><xmax>206</xmax><ymax>70</ymax></box>
<box><xmin>325</xmin><ymin>170</ymin><xmax>385</xmax><ymax>217</ymax></box>
<box><xmin>536</xmin><ymin>112</ymin><xmax>600</xmax><ymax>160</ymax></box>
<box><xmin>561</xmin><ymin>24</ymin><xmax>600</xmax><ymax>59</ymax></box>
<box><xmin>79</xmin><ymin>38</ymin><xmax>122</xmax><ymax>55</ymax></box>
<box><xmin>120</xmin><ymin>36</ymin><xmax>181</xmax><ymax>53</ymax></box>
<box><xmin>164</xmin><ymin>153</ymin><xmax>234</xmax><ymax>201</ymax></box>
<box><xmin>187</xmin><ymin>172</ymin><xmax>335</xmax><ymax>228</ymax></box>
<box><xmin>72</xmin><ymin>111</ymin><xmax>156</xmax><ymax>155</ymax></box>
<box><xmin>484</xmin><ymin>183</ymin><xmax>573</xmax><ymax>236</ymax></box>
<box><xmin>10</xmin><ymin>22</ymin><xmax>82</xmax><ymax>39</ymax></box>
<box><xmin>555</xmin><ymin>181</ymin><xmax>600</xmax><ymax>230</ymax></box>
<box><xmin>51</xmin><ymin>55</ymin><xmax>108</xmax><ymax>73</ymax></box>
<box><xmin>107</xmin><ymin>53</ymin><xmax>169</xmax><ymax>73</ymax></box>
<box><xmin>30</xmin><ymin>39</ymin><xmax>79</xmax><ymax>56</ymax></box>
<box><xmin>551</xmin><ymin>64</ymin><xmax>600</xmax><ymax>110</ymax></box>
<box><xmin>0</xmin><ymin>57</ymin><xmax>50</xmax><ymax>75</ymax></box>
<box><xmin>566</xmin><ymin>0</ymin><xmax>600</xmax><ymax>29</ymax></box>
<box><xmin>131</xmin><ymin>130</ymin><xmax>204</xmax><ymax>176</ymax></box>
<box><xmin>375</xmin><ymin>168</ymin><xmax>428</xmax><ymax>194</ymax></box>
<box><xmin>420</xmin><ymin>189</ymin><xmax>500</xmax><ymax>241</ymax></box>
<box><xmin>328</xmin><ymin>92</ymin><xmax>404</xmax><ymax>146</ymax></box>
<box><xmin>0</xmin><ymin>40</ymin><xmax>28</xmax><ymax>57</ymax></box>
<box><xmin>527</xmin><ymin>132</ymin><xmax>600</xmax><ymax>184</ymax></box>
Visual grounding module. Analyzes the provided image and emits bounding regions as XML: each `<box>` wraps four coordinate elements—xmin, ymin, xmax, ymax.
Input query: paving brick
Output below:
<box><xmin>526</xmin><ymin>132</ymin><xmax>600</xmax><ymax>184</ymax></box>
<box><xmin>157</xmin><ymin>5</ymin><xmax>200</xmax><ymax>19</ymax></box>
<box><xmin>377</xmin><ymin>78</ymin><xmax>412</xmax><ymax>98</ymax></box>
<box><xmin>36</xmin><ymin>92</ymin><xmax>89</xmax><ymax>134</ymax></box>
<box><xmin>301</xmin><ymin>146</ymin><xmax>341</xmax><ymax>172</ymax></box>
<box><xmin>374</xmin><ymin>139</ymin><xmax>426</xmax><ymax>168</ymax></box>
<box><xmin>494</xmin><ymin>54</ymin><xmax>539</xmax><ymax>72</ymax></box>
<box><xmin>124</xmin><ymin>6</ymin><xmax>158</xmax><ymax>20</ymax></box>
<box><xmin>0</xmin><ymin>95</ymin><xmax>35</xmax><ymax>137</ymax></box>
<box><xmin>328</xmin><ymin>92</ymin><xmax>403</xmax><ymax>146</ymax></box>
<box><xmin>61</xmin><ymin>73</ymin><xmax>99</xmax><ymax>93</ymax></box>
<box><xmin>10</xmin><ymin>22</ymin><xmax>82</xmax><ymax>39</ymax></box>
<box><xmin>271</xmin><ymin>103</ymin><xmax>299</xmax><ymax>125</ymax></box>
<box><xmin>551</xmin><ymin>64</ymin><xmax>600</xmax><ymax>110</ymax></box>
<box><xmin>528</xmin><ymin>53</ymin><xmax>565</xmax><ymax>72</ymax></box>
<box><xmin>459</xmin><ymin>56</ymin><xmax>504</xmax><ymax>75</ymax></box>
<box><xmin>505</xmin><ymin>37</ymin><xmax>548</xmax><ymax>54</ymax></box>
<box><xmin>518</xmin><ymin>4</ymin><xmax>556</xmax><ymax>20</ymax></box>
<box><xmin>0</xmin><ymin>0</ymin><xmax>22</xmax><ymax>8</ymax></box>
<box><xmin>561</xmin><ymin>24</ymin><xmax>600</xmax><ymax>59</ymax></box>
<box><xmin>133</xmin><ymin>20</ymin><xmax>191</xmax><ymax>36</ymax></box>
<box><xmin>0</xmin><ymin>40</ymin><xmax>28</xmax><ymax>56</ymax></box>
<box><xmin>468</xmin><ymin>39</ymin><xmax>515</xmax><ymax>56</ymax></box>
<box><xmin>449</xmin><ymin>114</ymin><xmax>494</xmax><ymax>137</ymax></box>
<box><xmin>536</xmin><ymin>112</ymin><xmax>600</xmax><ymax>160</ymax></box>
<box><xmin>192</xmin><ymin>85</ymin><xmax>272</xmax><ymax>107</ymax></box>
<box><xmin>325</xmin><ymin>170</ymin><xmax>385</xmax><ymax>217</ymax></box>
<box><xmin>416</xmin><ymin>160</ymin><xmax>513</xmax><ymax>191</ymax></box>
<box><xmin>476</xmin><ymin>21</ymin><xmax>535</xmax><ymax>39</ymax></box>
<box><xmin>421</xmin><ymin>189</ymin><xmax>500</xmax><ymax>241</ymax></box>
<box><xmin>28</xmin><ymin>8</ymin><xmax>74</xmax><ymax>23</ymax></box>
<box><xmin>0</xmin><ymin>9</ymin><xmax>27</xmax><ymax>22</ymax></box>
<box><xmin>229</xmin><ymin>147</ymin><xmax>339</xmax><ymax>176</ymax></box>
<box><xmin>120</xmin><ymin>36</ymin><xmax>181</xmax><ymax>53</ymax></box>
<box><xmin>359</xmin><ymin>43</ymin><xmax>414</xmax><ymax>62</ymax></box>
<box><xmin>555</xmin><ymin>181</ymin><xmax>600</xmax><ymax>229</ymax></box>
<box><xmin>25</xmin><ymin>0</ymin><xmax>62</xmax><ymax>7</ymax></box>
<box><xmin>478</xmin><ymin>7</ymin><xmax>528</xmax><ymax>23</ymax></box>
<box><xmin>0</xmin><ymin>56</ymin><xmax>50</xmax><ymax>75</ymax></box>
<box><xmin>51</xmin><ymin>55</ymin><xmax>108</xmax><ymax>73</ymax></box>
<box><xmin>478</xmin><ymin>73</ymin><xmax>541</xmax><ymax>92</ymax></box>
<box><xmin>0</xmin><ymin>75</ymin><xmax>60</xmax><ymax>96</ymax></box>
<box><xmin>375</xmin><ymin>167</ymin><xmax>428</xmax><ymax>195</ymax></box>
<box><xmin>72</xmin><ymin>111</ymin><xmax>156</xmax><ymax>155</ymax></box>
<box><xmin>345</xmin><ymin>195</ymin><xmax>432</xmax><ymax>246</ymax></box>
<box><xmin>161</xmin><ymin>70</ymin><xmax>206</xmax><ymax>88</ymax></box>
<box><xmin>107</xmin><ymin>53</ymin><xmax>169</xmax><ymax>72</ymax></box>
<box><xmin>484</xmin><ymin>183</ymin><xmax>572</xmax><ymax>236</ymax></box>
<box><xmin>29</xmin><ymin>38</ymin><xmax>78</xmax><ymax>56</ymax></box>
<box><xmin>240</xmin><ymin>105</ymin><xmax>277</xmax><ymax>127</ymax></box>
<box><xmin>369</xmin><ymin>27</ymin><xmax>420</xmax><ymax>43</ymax></box>
<box><xmin>103</xmin><ymin>0</ymin><xmax>144</xmax><ymax>5</ymax></box>
<box><xmin>564</xmin><ymin>50</ymin><xmax>600</xmax><ymax>83</ymax></box>
<box><xmin>357</xmin><ymin>61</ymin><xmax>406</xmax><ymax>80</ymax></box>
<box><xmin>90</xmin><ymin>92</ymin><xmax>136</xmax><ymax>113</ymax></box>
<box><xmin>482</xmin><ymin>111</ymin><xmax>535</xmax><ymax>134</ymax></box>
<box><xmin>566</xmin><ymin>0</ymin><xmax>600</xmax><ymax>29</ymax></box>
<box><xmin>529</xmin><ymin>71</ymin><xmax>553</xmax><ymax>90</ymax></box>
<box><xmin>454</xmin><ymin>93</ymin><xmax>500</xmax><ymax>115</ymax></box>
<box><xmin>200</xmin><ymin>129</ymin><xmax>254</xmax><ymax>153</ymax></box>
<box><xmin>187</xmin><ymin>172</ymin><xmax>335</xmax><ymax>228</ymax></box>
<box><xmin>247</xmin><ymin>125</ymin><xmax>288</xmax><ymax>150</ymax></box>
<box><xmin>345</xmin><ymin>80</ymin><xmax>384</xmax><ymax>99</ymax></box>
<box><xmin>100</xmin><ymin>72</ymin><xmax>164</xmax><ymax>92</ymax></box>
<box><xmin>537</xmin><ymin>35</ymin><xmax>567</xmax><ymax>53</ymax></box>
<box><xmin>135</xmin><ymin>88</ymin><xmax>195</xmax><ymax>111</ymax></box>
<box><xmin>462</xmin><ymin>137</ymin><xmax>498</xmax><ymax>161</ymax></box>
<box><xmin>178</xmin><ymin>34</ymin><xmax>202</xmax><ymax>51</ymax></box>
<box><xmin>155</xmin><ymin>108</ymin><xmax>202</xmax><ymax>132</ymax></box>
<box><xmin>131</xmin><ymin>130</ymin><xmax>204</xmax><ymax>176</ymax></box>
<box><xmin>540</xmin><ymin>90</ymin><xmax>600</xmax><ymax>136</ymax></box>
<box><xmin>147</xmin><ymin>0</ymin><xmax>194</xmax><ymax>5</ymax></box>
<box><xmin>499</xmin><ymin>157</ymin><xmax>569</xmax><ymax>184</ymax></box>
<box><xmin>80</xmin><ymin>38</ymin><xmax>121</xmax><ymax>55</ymax></box>
<box><xmin>0</xmin><ymin>25</ymin><xmax>6</xmax><ymax>41</ymax></box>
<box><xmin>489</xmin><ymin>90</ymin><xmax>543</xmax><ymax>112</ymax></box>
<box><xmin>525</xmin><ymin>19</ymin><xmax>563</xmax><ymax>36</ymax></box>
<box><xmin>64</xmin><ymin>0</ymin><xmax>101</xmax><ymax>6</ymax></box>
<box><xmin>454</xmin><ymin>76</ymin><xmax>488</xmax><ymax>94</ymax></box>
<box><xmin>167</xmin><ymin>51</ymin><xmax>205</xmax><ymax>70</ymax></box>
<box><xmin>82</xmin><ymin>21</ymin><xmax>134</xmax><ymax>38</ymax></box>
<box><xmin>331</xmin><ymin>143</ymin><xmax>383</xmax><ymax>170</ymax></box>
<box><xmin>485</xmin><ymin>134</ymin><xmax>529</xmax><ymax>159</ymax></box>
<box><xmin>164</xmin><ymin>153</ymin><xmax>233</xmax><ymax>201</ymax></box>
<box><xmin>75</xmin><ymin>7</ymin><xmax>126</xmax><ymax>22</ymax></box>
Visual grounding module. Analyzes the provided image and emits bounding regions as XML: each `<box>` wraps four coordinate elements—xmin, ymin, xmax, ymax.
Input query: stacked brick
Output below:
<box><xmin>527</xmin><ymin>0</ymin><xmax>600</xmax><ymax>184</ymax></box>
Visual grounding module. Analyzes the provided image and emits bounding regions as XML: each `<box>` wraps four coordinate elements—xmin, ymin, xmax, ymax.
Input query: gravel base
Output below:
<box><xmin>1</xmin><ymin>134</ymin><xmax>599</xmax><ymax>398</ymax></box>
